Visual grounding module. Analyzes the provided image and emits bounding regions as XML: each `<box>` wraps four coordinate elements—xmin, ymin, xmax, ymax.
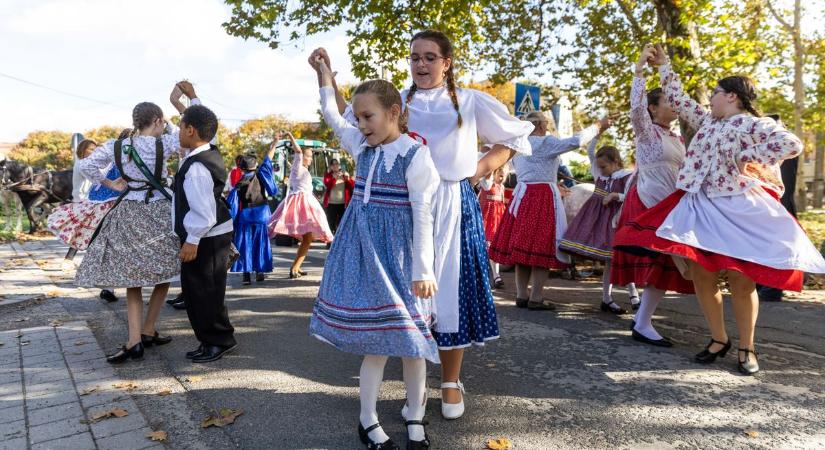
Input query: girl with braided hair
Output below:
<box><xmin>614</xmin><ymin>44</ymin><xmax>825</xmax><ymax>376</ymax></box>
<box><xmin>310</xmin><ymin>29</ymin><xmax>533</xmax><ymax>420</ymax></box>
<box><xmin>76</xmin><ymin>82</ymin><xmax>209</xmax><ymax>364</ymax></box>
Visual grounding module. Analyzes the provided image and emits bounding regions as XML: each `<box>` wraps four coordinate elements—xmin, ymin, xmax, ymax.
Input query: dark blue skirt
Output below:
<box><xmin>231</xmin><ymin>205</ymin><xmax>273</xmax><ymax>273</ymax></box>
<box><xmin>433</xmin><ymin>181</ymin><xmax>500</xmax><ymax>349</ymax></box>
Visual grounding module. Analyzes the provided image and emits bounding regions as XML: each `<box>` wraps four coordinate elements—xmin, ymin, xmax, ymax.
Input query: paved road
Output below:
<box><xmin>2</xmin><ymin>236</ymin><xmax>825</xmax><ymax>449</ymax></box>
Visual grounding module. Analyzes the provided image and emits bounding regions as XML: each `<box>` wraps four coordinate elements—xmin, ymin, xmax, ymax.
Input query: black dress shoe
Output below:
<box><xmin>255</xmin><ymin>272</ymin><xmax>265</xmax><ymax>282</ymax></box>
<box><xmin>358</xmin><ymin>423</ymin><xmax>400</xmax><ymax>450</ymax></box>
<box><xmin>141</xmin><ymin>331</ymin><xmax>172</xmax><ymax>347</ymax></box>
<box><xmin>404</xmin><ymin>419</ymin><xmax>430</xmax><ymax>450</ymax></box>
<box><xmin>515</xmin><ymin>298</ymin><xmax>528</xmax><ymax>308</ymax></box>
<box><xmin>99</xmin><ymin>289</ymin><xmax>118</xmax><ymax>303</ymax></box>
<box><xmin>631</xmin><ymin>329</ymin><xmax>674</xmax><ymax>347</ymax></box>
<box><xmin>171</xmin><ymin>298</ymin><xmax>188</xmax><ymax>310</ymax></box>
<box><xmin>600</xmin><ymin>301</ymin><xmax>627</xmax><ymax>314</ymax></box>
<box><xmin>166</xmin><ymin>293</ymin><xmax>184</xmax><ymax>306</ymax></box>
<box><xmin>186</xmin><ymin>345</ymin><xmax>204</xmax><ymax>360</ymax></box>
<box><xmin>695</xmin><ymin>338</ymin><xmax>731</xmax><ymax>364</ymax></box>
<box><xmin>191</xmin><ymin>344</ymin><xmax>237</xmax><ymax>363</ymax></box>
<box><xmin>106</xmin><ymin>342</ymin><xmax>144</xmax><ymax>364</ymax></box>
<box><xmin>289</xmin><ymin>270</ymin><xmax>302</xmax><ymax>279</ymax></box>
<box><xmin>242</xmin><ymin>272</ymin><xmax>251</xmax><ymax>285</ymax></box>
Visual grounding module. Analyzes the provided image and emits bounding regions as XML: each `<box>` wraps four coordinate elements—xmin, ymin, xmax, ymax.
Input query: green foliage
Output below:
<box><xmin>9</xmin><ymin>130</ymin><xmax>73</xmax><ymax>169</ymax></box>
<box><xmin>568</xmin><ymin>159</ymin><xmax>594</xmax><ymax>183</ymax></box>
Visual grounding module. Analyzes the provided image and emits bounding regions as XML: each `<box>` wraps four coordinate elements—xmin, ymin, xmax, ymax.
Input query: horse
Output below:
<box><xmin>0</xmin><ymin>159</ymin><xmax>73</xmax><ymax>233</ymax></box>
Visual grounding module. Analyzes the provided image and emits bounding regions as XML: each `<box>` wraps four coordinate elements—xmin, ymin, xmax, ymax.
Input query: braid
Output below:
<box><xmin>405</xmin><ymin>82</ymin><xmax>418</xmax><ymax>114</ymax></box>
<box><xmin>445</xmin><ymin>70</ymin><xmax>462</xmax><ymax>128</ymax></box>
<box><xmin>741</xmin><ymin>98</ymin><xmax>761</xmax><ymax>118</ymax></box>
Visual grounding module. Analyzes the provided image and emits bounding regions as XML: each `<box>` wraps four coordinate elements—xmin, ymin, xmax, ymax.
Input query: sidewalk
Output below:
<box><xmin>0</xmin><ymin>321</ymin><xmax>163</xmax><ymax>450</ymax></box>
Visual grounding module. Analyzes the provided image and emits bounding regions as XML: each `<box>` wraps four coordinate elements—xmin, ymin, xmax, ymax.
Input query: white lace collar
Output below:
<box><xmin>359</xmin><ymin>134</ymin><xmax>420</xmax><ymax>173</ymax></box>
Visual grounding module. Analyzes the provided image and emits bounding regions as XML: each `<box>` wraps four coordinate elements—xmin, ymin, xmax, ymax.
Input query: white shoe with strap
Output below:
<box><xmin>440</xmin><ymin>380</ymin><xmax>465</xmax><ymax>420</ymax></box>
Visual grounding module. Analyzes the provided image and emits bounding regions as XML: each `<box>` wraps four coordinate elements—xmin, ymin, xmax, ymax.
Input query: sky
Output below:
<box><xmin>0</xmin><ymin>0</ymin><xmax>360</xmax><ymax>142</ymax></box>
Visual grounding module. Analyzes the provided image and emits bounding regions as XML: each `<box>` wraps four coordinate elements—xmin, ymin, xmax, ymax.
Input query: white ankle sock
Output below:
<box><xmin>634</xmin><ymin>288</ymin><xmax>665</xmax><ymax>340</ymax></box>
<box><xmin>402</xmin><ymin>358</ymin><xmax>427</xmax><ymax>441</ymax></box>
<box><xmin>601</xmin><ymin>266</ymin><xmax>614</xmax><ymax>304</ymax></box>
<box><xmin>360</xmin><ymin>355</ymin><xmax>390</xmax><ymax>443</ymax></box>
<box><xmin>627</xmin><ymin>283</ymin><xmax>640</xmax><ymax>302</ymax></box>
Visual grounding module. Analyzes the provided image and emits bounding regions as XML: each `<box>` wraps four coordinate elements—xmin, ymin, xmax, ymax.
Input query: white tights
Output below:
<box><xmin>634</xmin><ymin>287</ymin><xmax>666</xmax><ymax>340</ymax></box>
<box><xmin>359</xmin><ymin>355</ymin><xmax>427</xmax><ymax>443</ymax></box>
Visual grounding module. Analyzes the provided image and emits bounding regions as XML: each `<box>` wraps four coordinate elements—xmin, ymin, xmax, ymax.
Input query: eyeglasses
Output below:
<box><xmin>406</xmin><ymin>54</ymin><xmax>447</xmax><ymax>65</ymax></box>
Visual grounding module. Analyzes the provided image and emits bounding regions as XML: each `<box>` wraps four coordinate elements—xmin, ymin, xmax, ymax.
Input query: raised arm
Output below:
<box><xmin>286</xmin><ymin>132</ymin><xmax>304</xmax><ymax>181</ymax></box>
<box><xmin>314</xmin><ymin>57</ymin><xmax>364</xmax><ymax>155</ymax></box>
<box><xmin>309</xmin><ymin>48</ymin><xmax>347</xmax><ymax>114</ymax></box>
<box><xmin>653</xmin><ymin>45</ymin><xmax>708</xmax><ymax>131</ymax></box>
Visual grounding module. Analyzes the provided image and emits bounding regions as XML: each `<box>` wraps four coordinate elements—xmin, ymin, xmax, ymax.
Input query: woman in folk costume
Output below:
<box><xmin>312</xmin><ymin>29</ymin><xmax>533</xmax><ymax>420</ymax></box>
<box><xmin>228</xmin><ymin>141</ymin><xmax>279</xmax><ymax>285</ymax></box>
<box><xmin>614</xmin><ymin>44</ymin><xmax>825</xmax><ymax>375</ymax></box>
<box><xmin>477</xmin><ymin>160</ymin><xmax>508</xmax><ymax>289</ymax></box>
<box><xmin>611</xmin><ymin>45</ymin><xmax>695</xmax><ymax>348</ymax></box>
<box><xmin>489</xmin><ymin>110</ymin><xmax>609</xmax><ymax>310</ymax></box>
<box><xmin>76</xmin><ymin>82</ymin><xmax>203</xmax><ymax>363</ymax></box>
<box><xmin>267</xmin><ymin>132</ymin><xmax>333</xmax><ymax>279</ymax></box>
<box><xmin>559</xmin><ymin>139</ymin><xmax>640</xmax><ymax>313</ymax></box>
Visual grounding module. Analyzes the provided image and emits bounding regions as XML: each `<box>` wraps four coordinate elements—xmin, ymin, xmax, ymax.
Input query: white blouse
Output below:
<box><xmin>513</xmin><ymin>124</ymin><xmax>600</xmax><ymax>183</ymax></box>
<box><xmin>287</xmin><ymin>148</ymin><xmax>313</xmax><ymax>195</ymax></box>
<box><xmin>321</xmin><ymin>87</ymin><xmax>441</xmax><ymax>282</ymax></box>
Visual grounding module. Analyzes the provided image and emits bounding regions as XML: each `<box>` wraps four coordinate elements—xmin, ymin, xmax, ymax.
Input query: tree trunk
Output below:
<box><xmin>814</xmin><ymin>132</ymin><xmax>824</xmax><ymax>208</ymax></box>
<box><xmin>651</xmin><ymin>0</ymin><xmax>708</xmax><ymax>146</ymax></box>
<box><xmin>791</xmin><ymin>0</ymin><xmax>808</xmax><ymax>211</ymax></box>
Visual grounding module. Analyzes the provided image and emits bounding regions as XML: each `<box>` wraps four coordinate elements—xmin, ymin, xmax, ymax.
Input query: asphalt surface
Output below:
<box><xmin>2</xmin><ymin>236</ymin><xmax>825</xmax><ymax>449</ymax></box>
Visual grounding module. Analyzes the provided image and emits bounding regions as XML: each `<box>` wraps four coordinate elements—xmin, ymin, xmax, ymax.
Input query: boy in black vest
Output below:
<box><xmin>173</xmin><ymin>97</ymin><xmax>236</xmax><ymax>363</ymax></box>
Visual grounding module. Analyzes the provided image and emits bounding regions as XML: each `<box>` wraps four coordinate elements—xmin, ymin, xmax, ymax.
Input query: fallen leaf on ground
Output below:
<box><xmin>487</xmin><ymin>438</ymin><xmax>513</xmax><ymax>449</ymax></box>
<box><xmin>744</xmin><ymin>429</ymin><xmax>760</xmax><ymax>438</ymax></box>
<box><xmin>112</xmin><ymin>381</ymin><xmax>138</xmax><ymax>391</ymax></box>
<box><xmin>80</xmin><ymin>386</ymin><xmax>98</xmax><ymax>396</ymax></box>
<box><xmin>73</xmin><ymin>340</ymin><xmax>87</xmax><ymax>346</ymax></box>
<box><xmin>20</xmin><ymin>341</ymin><xmax>30</xmax><ymax>346</ymax></box>
<box><xmin>485</xmin><ymin>363</ymin><xmax>496</xmax><ymax>368</ymax></box>
<box><xmin>15</xmin><ymin>331</ymin><xmax>22</xmax><ymax>338</ymax></box>
<box><xmin>147</xmin><ymin>430</ymin><xmax>168</xmax><ymax>441</ymax></box>
<box><xmin>49</xmin><ymin>319</ymin><xmax>63</xmax><ymax>327</ymax></box>
<box><xmin>157</xmin><ymin>389</ymin><xmax>172</xmax><ymax>396</ymax></box>
<box><xmin>45</xmin><ymin>291</ymin><xmax>60</xmax><ymax>298</ymax></box>
<box><xmin>89</xmin><ymin>407</ymin><xmax>129</xmax><ymax>423</ymax></box>
<box><xmin>185</xmin><ymin>376</ymin><xmax>203</xmax><ymax>383</ymax></box>
<box><xmin>201</xmin><ymin>408</ymin><xmax>243</xmax><ymax>428</ymax></box>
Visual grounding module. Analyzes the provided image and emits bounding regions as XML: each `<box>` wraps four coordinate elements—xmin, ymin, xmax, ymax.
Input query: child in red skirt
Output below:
<box><xmin>559</xmin><ymin>141</ymin><xmax>639</xmax><ymax>313</ymax></box>
<box><xmin>478</xmin><ymin>165</ymin><xmax>507</xmax><ymax>288</ymax></box>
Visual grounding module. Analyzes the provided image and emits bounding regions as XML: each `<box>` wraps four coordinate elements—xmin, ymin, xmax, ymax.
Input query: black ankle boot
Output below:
<box><xmin>695</xmin><ymin>338</ymin><xmax>731</xmax><ymax>364</ymax></box>
<box><xmin>106</xmin><ymin>342</ymin><xmax>144</xmax><ymax>364</ymax></box>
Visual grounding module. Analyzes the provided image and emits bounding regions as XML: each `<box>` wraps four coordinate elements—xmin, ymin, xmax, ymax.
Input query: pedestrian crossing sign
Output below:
<box><xmin>515</xmin><ymin>83</ymin><xmax>540</xmax><ymax>117</ymax></box>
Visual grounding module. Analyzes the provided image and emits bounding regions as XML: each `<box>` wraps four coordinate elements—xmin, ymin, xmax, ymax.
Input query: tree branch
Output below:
<box><xmin>766</xmin><ymin>0</ymin><xmax>792</xmax><ymax>31</ymax></box>
<box><xmin>616</xmin><ymin>0</ymin><xmax>646</xmax><ymax>41</ymax></box>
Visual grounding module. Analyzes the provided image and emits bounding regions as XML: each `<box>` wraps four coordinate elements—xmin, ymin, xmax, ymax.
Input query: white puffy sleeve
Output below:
<box><xmin>586</xmin><ymin>137</ymin><xmax>601</xmax><ymax>180</ymax></box>
<box><xmin>78</xmin><ymin>141</ymin><xmax>115</xmax><ymax>184</ymax></box>
<box><xmin>472</xmin><ymin>90</ymin><xmax>534</xmax><ymax>156</ymax></box>
<box><xmin>406</xmin><ymin>145</ymin><xmax>440</xmax><ymax>283</ymax></box>
<box><xmin>320</xmin><ymin>87</ymin><xmax>365</xmax><ymax>157</ymax></box>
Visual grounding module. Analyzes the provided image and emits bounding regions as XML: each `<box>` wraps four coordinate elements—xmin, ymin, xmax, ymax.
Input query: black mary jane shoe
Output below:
<box><xmin>694</xmin><ymin>338</ymin><xmax>731</xmax><ymax>364</ymax></box>
<box><xmin>191</xmin><ymin>344</ymin><xmax>237</xmax><ymax>364</ymax></box>
<box><xmin>358</xmin><ymin>423</ymin><xmax>400</xmax><ymax>450</ymax></box>
<box><xmin>515</xmin><ymin>298</ymin><xmax>529</xmax><ymax>308</ymax></box>
<box><xmin>186</xmin><ymin>345</ymin><xmax>204</xmax><ymax>360</ymax></box>
<box><xmin>99</xmin><ymin>289</ymin><xmax>118</xmax><ymax>303</ymax></box>
<box><xmin>404</xmin><ymin>419</ymin><xmax>430</xmax><ymax>450</ymax></box>
<box><xmin>631</xmin><ymin>328</ymin><xmax>673</xmax><ymax>348</ymax></box>
<box><xmin>630</xmin><ymin>296</ymin><xmax>641</xmax><ymax>311</ymax></box>
<box><xmin>106</xmin><ymin>342</ymin><xmax>144</xmax><ymax>364</ymax></box>
<box><xmin>600</xmin><ymin>300</ymin><xmax>627</xmax><ymax>314</ymax></box>
<box><xmin>738</xmin><ymin>348</ymin><xmax>760</xmax><ymax>376</ymax></box>
<box><xmin>255</xmin><ymin>272</ymin><xmax>266</xmax><ymax>282</ymax></box>
<box><xmin>493</xmin><ymin>277</ymin><xmax>504</xmax><ymax>289</ymax></box>
<box><xmin>141</xmin><ymin>331</ymin><xmax>172</xmax><ymax>347</ymax></box>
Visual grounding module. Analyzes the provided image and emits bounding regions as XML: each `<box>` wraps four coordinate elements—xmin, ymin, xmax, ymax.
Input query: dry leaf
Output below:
<box><xmin>744</xmin><ymin>429</ymin><xmax>760</xmax><ymax>438</ymax></box>
<box><xmin>74</xmin><ymin>340</ymin><xmax>87</xmax><ymax>346</ymax></box>
<box><xmin>147</xmin><ymin>430</ymin><xmax>168</xmax><ymax>441</ymax></box>
<box><xmin>185</xmin><ymin>376</ymin><xmax>203</xmax><ymax>383</ymax></box>
<box><xmin>201</xmin><ymin>408</ymin><xmax>243</xmax><ymax>428</ymax></box>
<box><xmin>113</xmin><ymin>381</ymin><xmax>138</xmax><ymax>391</ymax></box>
<box><xmin>45</xmin><ymin>291</ymin><xmax>60</xmax><ymax>298</ymax></box>
<box><xmin>157</xmin><ymin>389</ymin><xmax>172</xmax><ymax>396</ymax></box>
<box><xmin>90</xmin><ymin>407</ymin><xmax>129</xmax><ymax>423</ymax></box>
<box><xmin>80</xmin><ymin>386</ymin><xmax>98</xmax><ymax>396</ymax></box>
<box><xmin>486</xmin><ymin>363</ymin><xmax>497</xmax><ymax>368</ymax></box>
<box><xmin>487</xmin><ymin>438</ymin><xmax>513</xmax><ymax>450</ymax></box>
<box><xmin>20</xmin><ymin>341</ymin><xmax>30</xmax><ymax>346</ymax></box>
<box><xmin>49</xmin><ymin>319</ymin><xmax>63</xmax><ymax>327</ymax></box>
